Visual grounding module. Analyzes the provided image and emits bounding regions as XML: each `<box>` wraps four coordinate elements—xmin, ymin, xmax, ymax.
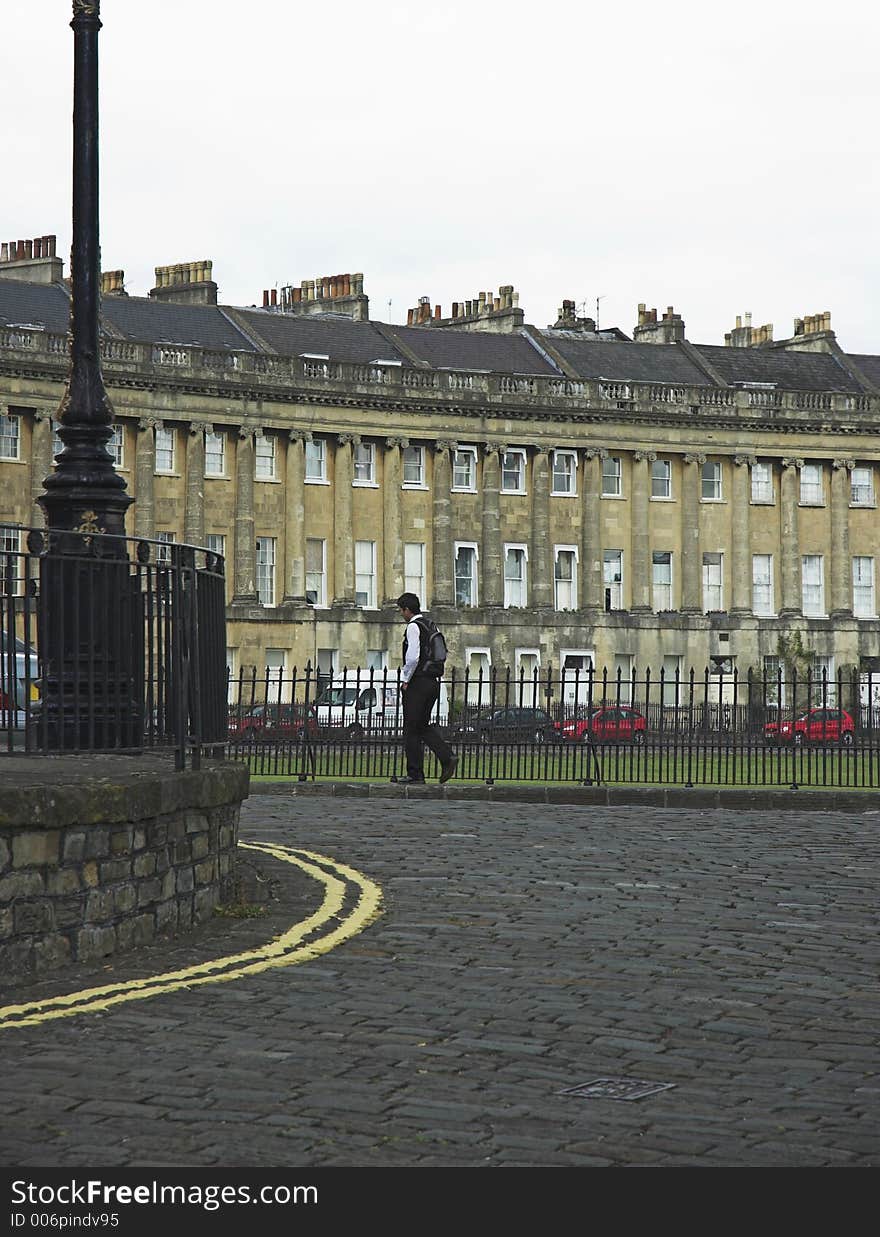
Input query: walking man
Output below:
<box><xmin>395</xmin><ymin>593</ymin><xmax>457</xmax><ymax>785</ymax></box>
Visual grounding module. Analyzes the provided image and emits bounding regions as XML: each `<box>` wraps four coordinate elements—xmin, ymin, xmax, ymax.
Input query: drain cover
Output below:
<box><xmin>559</xmin><ymin>1077</ymin><xmax>676</xmax><ymax>1102</ymax></box>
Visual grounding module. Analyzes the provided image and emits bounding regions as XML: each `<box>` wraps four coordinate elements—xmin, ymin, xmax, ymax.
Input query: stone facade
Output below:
<box><xmin>2</xmin><ymin>240</ymin><xmax>880</xmax><ymax>691</ymax></box>
<box><xmin>0</xmin><ymin>759</ymin><xmax>248</xmax><ymax>977</ymax></box>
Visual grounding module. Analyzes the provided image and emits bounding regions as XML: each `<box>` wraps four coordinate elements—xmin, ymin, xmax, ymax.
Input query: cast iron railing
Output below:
<box><xmin>225</xmin><ymin>663</ymin><xmax>880</xmax><ymax>788</ymax></box>
<box><xmin>0</xmin><ymin>526</ymin><xmax>226</xmax><ymax>768</ymax></box>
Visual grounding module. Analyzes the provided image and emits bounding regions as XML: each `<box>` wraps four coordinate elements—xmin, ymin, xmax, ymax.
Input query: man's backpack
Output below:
<box><xmin>415</xmin><ymin>616</ymin><xmax>448</xmax><ymax>677</ymax></box>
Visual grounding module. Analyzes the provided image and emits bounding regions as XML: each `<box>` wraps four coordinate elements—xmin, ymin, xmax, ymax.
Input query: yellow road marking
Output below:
<box><xmin>0</xmin><ymin>843</ymin><xmax>383</xmax><ymax>1030</ymax></box>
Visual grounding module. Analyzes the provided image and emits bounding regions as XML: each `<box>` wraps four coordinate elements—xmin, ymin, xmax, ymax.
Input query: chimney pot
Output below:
<box><xmin>434</xmin><ymin>304</ymin><xmax>441</xmax><ymax>320</ymax></box>
<box><xmin>262</xmin><ymin>290</ymin><xmax>269</xmax><ymax>307</ymax></box>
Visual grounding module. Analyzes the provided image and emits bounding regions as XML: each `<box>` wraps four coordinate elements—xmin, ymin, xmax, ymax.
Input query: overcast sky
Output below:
<box><xmin>3</xmin><ymin>0</ymin><xmax>878</xmax><ymax>351</ymax></box>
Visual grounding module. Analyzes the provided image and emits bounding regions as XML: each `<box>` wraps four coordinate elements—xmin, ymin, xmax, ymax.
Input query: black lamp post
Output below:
<box><xmin>36</xmin><ymin>0</ymin><xmax>138</xmax><ymax>750</ymax></box>
<box><xmin>40</xmin><ymin>0</ymin><xmax>130</xmax><ymax>537</ymax></box>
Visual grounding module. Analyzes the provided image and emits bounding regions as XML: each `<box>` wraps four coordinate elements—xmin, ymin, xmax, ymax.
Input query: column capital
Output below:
<box><xmin>634</xmin><ymin>450</ymin><xmax>657</xmax><ymax>463</ymax></box>
<box><xmin>288</xmin><ymin>427</ymin><xmax>312</xmax><ymax>443</ymax></box>
<box><xmin>781</xmin><ymin>456</ymin><xmax>804</xmax><ymax>470</ymax></box>
<box><xmin>337</xmin><ymin>432</ymin><xmax>360</xmax><ymax>446</ymax></box>
<box><xmin>482</xmin><ymin>441</ymin><xmax>506</xmax><ymax>457</ymax></box>
<box><xmin>530</xmin><ymin>443</ymin><xmax>551</xmax><ymax>456</ymax></box>
<box><xmin>832</xmin><ymin>457</ymin><xmax>856</xmax><ymax>471</ymax></box>
<box><xmin>238</xmin><ymin>424</ymin><xmax>257</xmax><ymax>440</ymax></box>
<box><xmin>584</xmin><ymin>446</ymin><xmax>608</xmax><ymax>460</ymax></box>
<box><xmin>734</xmin><ymin>454</ymin><xmax>757</xmax><ymax>467</ymax></box>
<box><xmin>435</xmin><ymin>439</ymin><xmax>458</xmax><ymax>453</ymax></box>
<box><xmin>33</xmin><ymin>409</ymin><xmax>53</xmax><ymax>424</ymax></box>
<box><xmin>683</xmin><ymin>452</ymin><xmax>706</xmax><ymax>465</ymax></box>
<box><xmin>188</xmin><ymin>421</ymin><xmax>205</xmax><ymax>437</ymax></box>
<box><xmin>385</xmin><ymin>436</ymin><xmax>409</xmax><ymax>449</ymax></box>
<box><xmin>138</xmin><ymin>416</ymin><xmax>162</xmax><ymax>432</ymax></box>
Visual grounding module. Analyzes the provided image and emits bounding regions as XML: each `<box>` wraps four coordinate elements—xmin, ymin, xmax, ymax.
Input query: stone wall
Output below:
<box><xmin>0</xmin><ymin>758</ymin><xmax>249</xmax><ymax>978</ymax></box>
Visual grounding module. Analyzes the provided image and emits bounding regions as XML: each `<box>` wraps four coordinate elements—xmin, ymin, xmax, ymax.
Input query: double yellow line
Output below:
<box><xmin>0</xmin><ymin>843</ymin><xmax>383</xmax><ymax>1030</ymax></box>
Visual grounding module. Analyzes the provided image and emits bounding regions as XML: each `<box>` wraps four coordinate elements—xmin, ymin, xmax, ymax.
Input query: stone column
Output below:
<box><xmin>233</xmin><ymin>426</ymin><xmax>257</xmax><ymax>601</ymax></box>
<box><xmin>631</xmin><ymin>450</ymin><xmax>654</xmax><ymax>610</ymax></box>
<box><xmin>831</xmin><ymin>458</ymin><xmax>855</xmax><ymax>617</ymax></box>
<box><xmin>333</xmin><ymin>433</ymin><xmax>356</xmax><ymax>605</ymax></box>
<box><xmin>582</xmin><ymin>448</ymin><xmax>605</xmax><ymax>609</ymax></box>
<box><xmin>779</xmin><ymin>457</ymin><xmax>802</xmax><ymax>616</ymax></box>
<box><xmin>730</xmin><ymin>455</ymin><xmax>755</xmax><ymax>614</ymax></box>
<box><xmin>680</xmin><ymin>453</ymin><xmax>705</xmax><ymax>612</ymax></box>
<box><xmin>184</xmin><ymin>423</ymin><xmax>206</xmax><ymax>548</ymax></box>
<box><xmin>30</xmin><ymin>411</ymin><xmax>54</xmax><ymax>529</ymax></box>
<box><xmin>481</xmin><ymin>444</ymin><xmax>503</xmax><ymax>607</ymax></box>
<box><xmin>283</xmin><ymin>430</ymin><xmax>308</xmax><ymax>602</ymax></box>
<box><xmin>383</xmin><ymin>436</ymin><xmax>406</xmax><ymax>602</ymax></box>
<box><xmin>134</xmin><ymin>417</ymin><xmax>159</xmax><ymax>541</ymax></box>
<box><xmin>531</xmin><ymin>446</ymin><xmax>553</xmax><ymax>608</ymax></box>
<box><xmin>431</xmin><ymin>440</ymin><xmax>456</xmax><ymax>605</ymax></box>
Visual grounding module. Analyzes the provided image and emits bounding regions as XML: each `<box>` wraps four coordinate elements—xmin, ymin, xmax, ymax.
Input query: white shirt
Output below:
<box><xmin>401</xmin><ymin>613</ymin><xmax>424</xmax><ymax>684</ymax></box>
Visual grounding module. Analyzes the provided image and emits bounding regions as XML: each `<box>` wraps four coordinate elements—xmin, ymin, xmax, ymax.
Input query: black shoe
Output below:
<box><xmin>395</xmin><ymin>775</ymin><xmax>426</xmax><ymax>785</ymax></box>
<box><xmin>439</xmin><ymin>755</ymin><xmax>458</xmax><ymax>784</ymax></box>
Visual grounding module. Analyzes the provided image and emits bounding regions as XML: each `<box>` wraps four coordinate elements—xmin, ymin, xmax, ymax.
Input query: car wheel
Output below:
<box><xmin>633</xmin><ymin>731</ymin><xmax>645</xmax><ymax>746</ymax></box>
<box><xmin>346</xmin><ymin>722</ymin><xmax>365</xmax><ymax>740</ymax></box>
<box><xmin>533</xmin><ymin>729</ymin><xmax>546</xmax><ymax>744</ymax></box>
<box><xmin>793</xmin><ymin>733</ymin><xmax>804</xmax><ymax>746</ymax></box>
<box><xmin>841</xmin><ymin>731</ymin><xmax>854</xmax><ymax>747</ymax></box>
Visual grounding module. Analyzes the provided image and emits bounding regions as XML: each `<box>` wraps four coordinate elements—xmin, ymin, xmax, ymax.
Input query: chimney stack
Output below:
<box><xmin>0</xmin><ymin>233</ymin><xmax>63</xmax><ymax>285</ymax></box>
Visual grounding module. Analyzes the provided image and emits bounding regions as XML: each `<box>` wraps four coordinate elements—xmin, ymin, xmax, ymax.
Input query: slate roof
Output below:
<box><xmin>100</xmin><ymin>297</ymin><xmax>257</xmax><ymax>351</ymax></box>
<box><xmin>693</xmin><ymin>344</ymin><xmax>860</xmax><ymax>393</ymax></box>
<box><xmin>848</xmin><ymin>354</ymin><xmax>880</xmax><ymax>391</ymax></box>
<box><xmin>0</xmin><ymin>281</ymin><xmax>70</xmax><ymax>333</ymax></box>
<box><xmin>384</xmin><ymin>324</ymin><xmax>558</xmax><ymax>375</ymax></box>
<box><xmin>545</xmin><ymin>337</ymin><xmax>712</xmax><ymax>385</ymax></box>
<box><xmin>232</xmin><ymin>309</ymin><xmax>407</xmax><ymax>365</ymax></box>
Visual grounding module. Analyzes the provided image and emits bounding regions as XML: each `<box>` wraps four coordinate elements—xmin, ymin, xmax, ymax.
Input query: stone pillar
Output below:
<box><xmin>481</xmin><ymin>444</ymin><xmax>503</xmax><ymax>607</ymax></box>
<box><xmin>383</xmin><ymin>437</ymin><xmax>406</xmax><ymax>602</ymax></box>
<box><xmin>730</xmin><ymin>455</ymin><xmax>755</xmax><ymax>614</ymax></box>
<box><xmin>531</xmin><ymin>446</ymin><xmax>553</xmax><ymax>608</ymax></box>
<box><xmin>431</xmin><ymin>440</ymin><xmax>456</xmax><ymax>605</ymax></box>
<box><xmin>631</xmin><ymin>451</ymin><xmax>654</xmax><ymax>610</ymax></box>
<box><xmin>30</xmin><ymin>411</ymin><xmax>54</xmax><ymax>529</ymax></box>
<box><xmin>134</xmin><ymin>417</ymin><xmax>159</xmax><ymax>541</ymax></box>
<box><xmin>831</xmin><ymin>458</ymin><xmax>855</xmax><ymax>617</ymax></box>
<box><xmin>233</xmin><ymin>426</ymin><xmax>257</xmax><ymax>601</ymax></box>
<box><xmin>333</xmin><ymin>433</ymin><xmax>356</xmax><ymax>606</ymax></box>
<box><xmin>184</xmin><ymin>423</ymin><xmax>206</xmax><ymax>548</ymax></box>
<box><xmin>680</xmin><ymin>453</ymin><xmax>705</xmax><ymax>612</ymax></box>
<box><xmin>283</xmin><ymin>430</ymin><xmax>308</xmax><ymax>602</ymax></box>
<box><xmin>582</xmin><ymin>448</ymin><xmax>605</xmax><ymax>609</ymax></box>
<box><xmin>779</xmin><ymin>457</ymin><xmax>803</xmax><ymax>616</ymax></box>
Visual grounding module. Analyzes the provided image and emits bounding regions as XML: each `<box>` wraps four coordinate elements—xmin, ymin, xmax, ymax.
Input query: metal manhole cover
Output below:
<box><xmin>559</xmin><ymin>1077</ymin><xmax>676</xmax><ymax>1102</ymax></box>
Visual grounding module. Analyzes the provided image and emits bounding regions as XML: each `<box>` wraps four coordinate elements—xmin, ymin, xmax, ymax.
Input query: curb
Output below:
<box><xmin>247</xmin><ymin>779</ymin><xmax>880</xmax><ymax>813</ymax></box>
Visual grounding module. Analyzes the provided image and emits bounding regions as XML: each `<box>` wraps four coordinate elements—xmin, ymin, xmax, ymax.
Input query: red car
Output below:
<box><xmin>763</xmin><ymin>707</ymin><xmax>855</xmax><ymax>746</ymax></box>
<box><xmin>555</xmin><ymin>705</ymin><xmax>647</xmax><ymax>744</ymax></box>
<box><xmin>228</xmin><ymin>702</ymin><xmax>317</xmax><ymax>743</ymax></box>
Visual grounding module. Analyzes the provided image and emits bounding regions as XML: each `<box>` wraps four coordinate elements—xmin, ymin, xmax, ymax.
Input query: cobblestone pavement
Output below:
<box><xmin>1</xmin><ymin>795</ymin><xmax>878</xmax><ymax>1167</ymax></box>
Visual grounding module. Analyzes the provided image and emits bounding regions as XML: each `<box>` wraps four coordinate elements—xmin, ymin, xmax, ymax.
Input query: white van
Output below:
<box><xmin>313</xmin><ymin>677</ymin><xmax>449</xmax><ymax>739</ymax></box>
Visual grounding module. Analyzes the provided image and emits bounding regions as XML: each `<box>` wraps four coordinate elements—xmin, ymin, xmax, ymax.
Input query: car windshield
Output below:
<box><xmin>317</xmin><ymin>687</ymin><xmax>359</xmax><ymax>706</ymax></box>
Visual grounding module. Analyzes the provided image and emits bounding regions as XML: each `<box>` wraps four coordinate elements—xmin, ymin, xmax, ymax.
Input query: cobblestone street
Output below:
<box><xmin>1</xmin><ymin>793</ymin><xmax>878</xmax><ymax>1167</ymax></box>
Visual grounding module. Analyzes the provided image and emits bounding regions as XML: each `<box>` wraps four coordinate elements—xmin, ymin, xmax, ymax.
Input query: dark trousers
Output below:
<box><xmin>403</xmin><ymin>675</ymin><xmax>453</xmax><ymax>779</ymax></box>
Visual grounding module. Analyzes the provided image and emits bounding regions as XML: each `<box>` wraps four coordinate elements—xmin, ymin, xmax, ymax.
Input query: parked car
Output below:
<box><xmin>763</xmin><ymin>707</ymin><xmax>855</xmax><ymax>746</ymax></box>
<box><xmin>313</xmin><ymin>679</ymin><xmax>449</xmax><ymax>739</ymax></box>
<box><xmin>454</xmin><ymin>706</ymin><xmax>555</xmax><ymax>744</ymax></box>
<box><xmin>0</xmin><ymin>631</ymin><xmax>39</xmax><ymax>727</ymax></box>
<box><xmin>555</xmin><ymin>705</ymin><xmax>647</xmax><ymax>744</ymax></box>
<box><xmin>228</xmin><ymin>702</ymin><xmax>317</xmax><ymax>743</ymax></box>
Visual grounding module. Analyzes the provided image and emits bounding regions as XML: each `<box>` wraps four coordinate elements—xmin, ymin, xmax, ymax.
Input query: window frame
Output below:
<box><xmin>799</xmin><ymin>462</ymin><xmax>824</xmax><ymax>506</ymax></box>
<box><xmin>853</xmin><ymin>555</ymin><xmax>876</xmax><ymax>618</ymax></box>
<box><xmin>603</xmin><ymin>548</ymin><xmax>623</xmax><ymax>611</ymax></box>
<box><xmin>256</xmin><ymin>535</ymin><xmax>277</xmax><ymax>607</ymax></box>
<box><xmin>801</xmin><ymin>553</ymin><xmax>825</xmax><ymax>616</ymax></box>
<box><xmin>601</xmin><ymin>455</ymin><xmax>622</xmax><ymax>498</ymax></box>
<box><xmin>305</xmin><ymin>438</ymin><xmax>327</xmax><ymax>483</ymax></box>
<box><xmin>305</xmin><ymin>537</ymin><xmax>327</xmax><ymax>607</ymax></box>
<box><xmin>254</xmin><ymin>432</ymin><xmax>277</xmax><ymax>481</ymax></box>
<box><xmin>701</xmin><ymin>460</ymin><xmax>722</xmax><ymax>502</ymax></box>
<box><xmin>454</xmin><ymin>541</ymin><xmax>479</xmax><ymax>608</ymax></box>
<box><xmin>851</xmin><ymin>466</ymin><xmax>874</xmax><ymax>507</ymax></box>
<box><xmin>402</xmin><ymin>445</ymin><xmax>426</xmax><ymax>488</ymax></box>
<box><xmin>352</xmin><ymin>441</ymin><xmax>376</xmax><ymax>486</ymax></box>
<box><xmin>652</xmin><ymin>550</ymin><xmax>673</xmax><ymax>611</ymax></box>
<box><xmin>651</xmin><ymin>458</ymin><xmax>672</xmax><ymax>500</ymax></box>
<box><xmin>551</xmin><ymin>450</ymin><xmax>577</xmax><ymax>497</ymax></box>
<box><xmin>553</xmin><ymin>545</ymin><xmax>578</xmax><ymax>611</ymax></box>
<box><xmin>702</xmin><ymin>551</ymin><xmax>724</xmax><ymax>612</ymax></box>
<box><xmin>0</xmin><ymin>413</ymin><xmax>21</xmax><ymax>461</ymax></box>
<box><xmin>752</xmin><ymin>553</ymin><xmax>774</xmax><ymax>616</ymax></box>
<box><xmin>451</xmin><ymin>446</ymin><xmax>477</xmax><ymax>492</ymax></box>
<box><xmin>751</xmin><ymin>461</ymin><xmax>774</xmax><ymax>504</ymax></box>
<box><xmin>403</xmin><ymin>541</ymin><xmax>426</xmax><ymax>600</ymax></box>
<box><xmin>503</xmin><ymin>543</ymin><xmax>529</xmax><ymax>608</ymax></box>
<box><xmin>500</xmin><ymin>448</ymin><xmax>527</xmax><ymax>495</ymax></box>
<box><xmin>0</xmin><ymin>524</ymin><xmax>23</xmax><ymax>596</ymax></box>
<box><xmin>354</xmin><ymin>539</ymin><xmax>378</xmax><ymax>608</ymax></box>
